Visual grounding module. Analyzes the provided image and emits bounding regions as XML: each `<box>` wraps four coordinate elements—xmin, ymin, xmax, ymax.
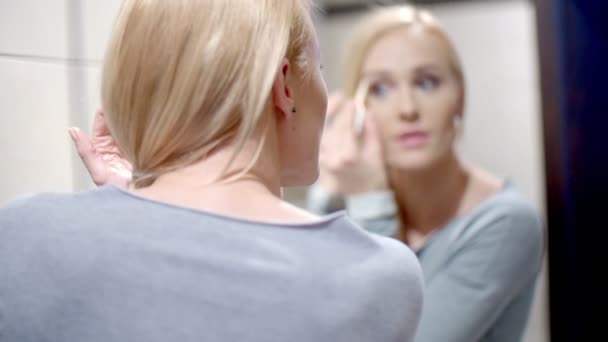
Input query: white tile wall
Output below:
<box><xmin>79</xmin><ymin>0</ymin><xmax>122</xmax><ymax>61</ymax></box>
<box><xmin>0</xmin><ymin>0</ymin><xmax>121</xmax><ymax>61</ymax></box>
<box><xmin>0</xmin><ymin>0</ymin><xmax>70</xmax><ymax>59</ymax></box>
<box><xmin>0</xmin><ymin>1</ymin><xmax>119</xmax><ymax>202</ymax></box>
<box><xmin>0</xmin><ymin>57</ymin><xmax>74</xmax><ymax>201</ymax></box>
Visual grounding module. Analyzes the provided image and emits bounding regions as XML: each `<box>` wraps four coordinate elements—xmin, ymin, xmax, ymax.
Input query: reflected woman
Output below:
<box><xmin>309</xmin><ymin>5</ymin><xmax>544</xmax><ymax>342</ymax></box>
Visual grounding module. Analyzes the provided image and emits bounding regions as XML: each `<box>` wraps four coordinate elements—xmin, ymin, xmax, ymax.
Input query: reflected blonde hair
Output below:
<box><xmin>342</xmin><ymin>5</ymin><xmax>464</xmax><ymax>97</ymax></box>
<box><xmin>102</xmin><ymin>0</ymin><xmax>313</xmax><ymax>188</ymax></box>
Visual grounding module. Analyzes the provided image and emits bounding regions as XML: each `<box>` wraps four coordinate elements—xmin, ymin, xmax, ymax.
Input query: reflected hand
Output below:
<box><xmin>318</xmin><ymin>92</ymin><xmax>389</xmax><ymax>195</ymax></box>
<box><xmin>69</xmin><ymin>109</ymin><xmax>132</xmax><ymax>188</ymax></box>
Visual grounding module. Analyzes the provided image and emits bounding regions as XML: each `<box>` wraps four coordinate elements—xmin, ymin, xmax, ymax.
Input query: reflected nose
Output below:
<box><xmin>398</xmin><ymin>88</ymin><xmax>419</xmax><ymax>121</ymax></box>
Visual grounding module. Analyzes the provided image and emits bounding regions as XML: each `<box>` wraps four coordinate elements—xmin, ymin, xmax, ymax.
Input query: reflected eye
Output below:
<box><xmin>415</xmin><ymin>76</ymin><xmax>440</xmax><ymax>91</ymax></box>
<box><xmin>369</xmin><ymin>82</ymin><xmax>393</xmax><ymax>97</ymax></box>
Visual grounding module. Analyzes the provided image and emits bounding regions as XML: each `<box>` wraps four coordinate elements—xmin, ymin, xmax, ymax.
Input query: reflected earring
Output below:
<box><xmin>453</xmin><ymin>115</ymin><xmax>463</xmax><ymax>137</ymax></box>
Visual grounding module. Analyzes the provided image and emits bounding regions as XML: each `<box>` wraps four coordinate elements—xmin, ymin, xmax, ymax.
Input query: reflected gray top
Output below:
<box><xmin>308</xmin><ymin>181</ymin><xmax>545</xmax><ymax>342</ymax></box>
<box><xmin>0</xmin><ymin>185</ymin><xmax>423</xmax><ymax>342</ymax></box>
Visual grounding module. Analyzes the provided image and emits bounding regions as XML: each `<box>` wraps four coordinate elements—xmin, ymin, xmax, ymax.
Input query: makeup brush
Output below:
<box><xmin>353</xmin><ymin>79</ymin><xmax>370</xmax><ymax>136</ymax></box>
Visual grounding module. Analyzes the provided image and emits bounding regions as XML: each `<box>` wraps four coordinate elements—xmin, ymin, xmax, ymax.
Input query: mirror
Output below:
<box><xmin>284</xmin><ymin>1</ymin><xmax>548</xmax><ymax>341</ymax></box>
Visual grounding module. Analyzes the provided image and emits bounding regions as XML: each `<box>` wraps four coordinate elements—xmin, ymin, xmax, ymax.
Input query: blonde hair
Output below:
<box><xmin>342</xmin><ymin>5</ymin><xmax>464</xmax><ymax>97</ymax></box>
<box><xmin>102</xmin><ymin>0</ymin><xmax>313</xmax><ymax>188</ymax></box>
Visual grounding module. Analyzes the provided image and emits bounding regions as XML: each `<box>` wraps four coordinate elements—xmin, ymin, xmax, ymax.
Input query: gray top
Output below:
<box><xmin>0</xmin><ymin>185</ymin><xmax>423</xmax><ymax>342</ymax></box>
<box><xmin>308</xmin><ymin>181</ymin><xmax>545</xmax><ymax>342</ymax></box>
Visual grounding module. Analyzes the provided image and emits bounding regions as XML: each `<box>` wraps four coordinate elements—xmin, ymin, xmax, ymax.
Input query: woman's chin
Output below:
<box><xmin>387</xmin><ymin>155</ymin><xmax>437</xmax><ymax>174</ymax></box>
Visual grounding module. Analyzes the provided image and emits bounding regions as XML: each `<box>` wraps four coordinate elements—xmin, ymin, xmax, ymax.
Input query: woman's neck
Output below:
<box><xmin>390</xmin><ymin>153</ymin><xmax>469</xmax><ymax>237</ymax></box>
<box><xmin>140</xmin><ymin>130</ymin><xmax>282</xmax><ymax>194</ymax></box>
<box><xmin>127</xmin><ymin>128</ymin><xmax>319</xmax><ymax>224</ymax></box>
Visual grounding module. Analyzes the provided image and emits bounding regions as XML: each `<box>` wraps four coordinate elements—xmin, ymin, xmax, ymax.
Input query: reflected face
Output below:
<box><xmin>362</xmin><ymin>25</ymin><xmax>464</xmax><ymax>171</ymax></box>
<box><xmin>279</xmin><ymin>22</ymin><xmax>328</xmax><ymax>186</ymax></box>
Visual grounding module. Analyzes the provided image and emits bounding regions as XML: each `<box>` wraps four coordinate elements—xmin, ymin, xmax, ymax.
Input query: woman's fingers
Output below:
<box><xmin>91</xmin><ymin>108</ymin><xmax>110</xmax><ymax>137</ymax></box>
<box><xmin>68</xmin><ymin>127</ymin><xmax>109</xmax><ymax>186</ymax></box>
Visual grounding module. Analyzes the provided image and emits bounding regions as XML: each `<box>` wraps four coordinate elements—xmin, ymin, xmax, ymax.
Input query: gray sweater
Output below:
<box><xmin>0</xmin><ymin>185</ymin><xmax>423</xmax><ymax>342</ymax></box>
<box><xmin>307</xmin><ymin>181</ymin><xmax>545</xmax><ymax>342</ymax></box>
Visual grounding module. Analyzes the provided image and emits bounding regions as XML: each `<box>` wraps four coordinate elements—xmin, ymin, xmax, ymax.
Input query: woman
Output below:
<box><xmin>308</xmin><ymin>5</ymin><xmax>544</xmax><ymax>342</ymax></box>
<box><xmin>0</xmin><ymin>1</ymin><xmax>424</xmax><ymax>341</ymax></box>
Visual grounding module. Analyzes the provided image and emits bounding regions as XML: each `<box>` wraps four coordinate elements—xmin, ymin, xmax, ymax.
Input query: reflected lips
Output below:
<box><xmin>397</xmin><ymin>131</ymin><xmax>428</xmax><ymax>147</ymax></box>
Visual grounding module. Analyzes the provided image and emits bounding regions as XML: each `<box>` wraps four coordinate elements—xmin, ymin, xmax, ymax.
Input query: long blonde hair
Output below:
<box><xmin>102</xmin><ymin>0</ymin><xmax>313</xmax><ymax>188</ymax></box>
<box><xmin>342</xmin><ymin>5</ymin><xmax>464</xmax><ymax>97</ymax></box>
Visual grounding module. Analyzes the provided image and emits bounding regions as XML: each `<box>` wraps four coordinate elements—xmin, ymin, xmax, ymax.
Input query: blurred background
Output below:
<box><xmin>2</xmin><ymin>0</ymin><xmax>605</xmax><ymax>341</ymax></box>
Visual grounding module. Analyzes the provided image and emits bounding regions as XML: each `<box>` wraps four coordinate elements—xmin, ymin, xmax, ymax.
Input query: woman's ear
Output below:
<box><xmin>271</xmin><ymin>58</ymin><xmax>295</xmax><ymax>119</ymax></box>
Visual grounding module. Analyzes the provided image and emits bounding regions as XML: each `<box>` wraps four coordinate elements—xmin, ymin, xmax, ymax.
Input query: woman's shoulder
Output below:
<box><xmin>465</xmin><ymin>167</ymin><xmax>542</xmax><ymax>229</ymax></box>
<box><xmin>0</xmin><ymin>186</ymin><xmax>123</xmax><ymax>228</ymax></box>
<box><xmin>1</xmin><ymin>190</ymin><xmax>73</xmax><ymax>219</ymax></box>
<box><xmin>456</xmin><ymin>179</ymin><xmax>544</xmax><ymax>257</ymax></box>
<box><xmin>482</xmin><ymin>182</ymin><xmax>542</xmax><ymax>226</ymax></box>
<box><xmin>449</xmin><ymin>168</ymin><xmax>544</xmax><ymax>252</ymax></box>
<box><xmin>327</xmin><ymin>219</ymin><xmax>424</xmax><ymax>309</ymax></box>
<box><xmin>336</xmin><ymin>217</ymin><xmax>423</xmax><ymax>281</ymax></box>
<box><xmin>361</xmin><ymin>233</ymin><xmax>424</xmax><ymax>331</ymax></box>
